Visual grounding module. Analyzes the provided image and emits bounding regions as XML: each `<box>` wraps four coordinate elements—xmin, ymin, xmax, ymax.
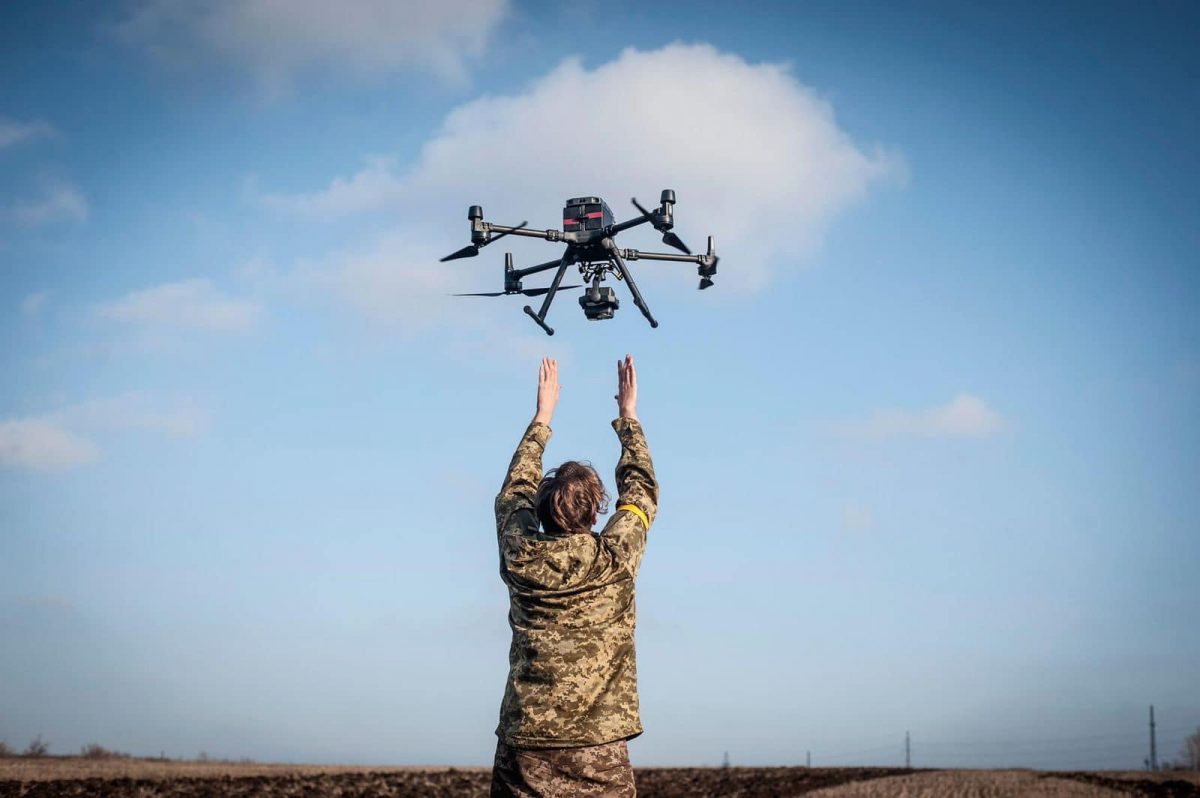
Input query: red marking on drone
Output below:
<box><xmin>563</xmin><ymin>219</ymin><xmax>578</xmax><ymax>225</ymax></box>
<box><xmin>585</xmin><ymin>211</ymin><xmax>603</xmax><ymax>218</ymax></box>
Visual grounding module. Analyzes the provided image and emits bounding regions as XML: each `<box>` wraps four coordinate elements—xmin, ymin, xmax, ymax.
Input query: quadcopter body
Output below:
<box><xmin>440</xmin><ymin>190</ymin><xmax>718</xmax><ymax>335</ymax></box>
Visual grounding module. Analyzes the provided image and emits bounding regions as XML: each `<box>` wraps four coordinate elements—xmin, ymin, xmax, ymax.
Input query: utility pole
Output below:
<box><xmin>905</xmin><ymin>731</ymin><xmax>911</xmax><ymax>769</ymax></box>
<box><xmin>806</xmin><ymin>750</ymin><xmax>811</xmax><ymax>768</ymax></box>
<box><xmin>722</xmin><ymin>750</ymin><xmax>730</xmax><ymax>769</ymax></box>
<box><xmin>1149</xmin><ymin>705</ymin><xmax>1158</xmax><ymax>771</ymax></box>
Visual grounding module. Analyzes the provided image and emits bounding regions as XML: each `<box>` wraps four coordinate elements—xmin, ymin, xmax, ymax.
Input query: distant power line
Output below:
<box><xmin>804</xmin><ymin>715</ymin><xmax>1198</xmax><ymax>771</ymax></box>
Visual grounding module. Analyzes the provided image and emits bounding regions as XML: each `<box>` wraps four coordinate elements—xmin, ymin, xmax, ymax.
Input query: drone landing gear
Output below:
<box><xmin>523</xmin><ymin>305</ymin><xmax>554</xmax><ymax>335</ymax></box>
<box><xmin>604</xmin><ymin>237</ymin><xmax>658</xmax><ymax>329</ymax></box>
<box><xmin>522</xmin><ymin>249</ymin><xmax>576</xmax><ymax>336</ymax></box>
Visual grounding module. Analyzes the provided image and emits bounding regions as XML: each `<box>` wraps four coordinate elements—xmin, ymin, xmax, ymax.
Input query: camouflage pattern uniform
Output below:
<box><xmin>491</xmin><ymin>738</ymin><xmax>637</xmax><ymax>798</ymax></box>
<box><xmin>491</xmin><ymin>418</ymin><xmax>657</xmax><ymax>796</ymax></box>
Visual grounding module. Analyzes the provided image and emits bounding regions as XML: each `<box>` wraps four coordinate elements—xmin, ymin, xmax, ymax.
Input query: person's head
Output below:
<box><xmin>536</xmin><ymin>461</ymin><xmax>610</xmax><ymax>535</ymax></box>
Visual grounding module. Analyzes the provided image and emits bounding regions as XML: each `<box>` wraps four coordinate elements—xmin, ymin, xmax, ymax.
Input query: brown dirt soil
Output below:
<box><xmin>807</xmin><ymin>769</ymin><xmax>1200</xmax><ymax>797</ymax></box>
<box><xmin>1</xmin><ymin>758</ymin><xmax>1197</xmax><ymax>797</ymax></box>
<box><xmin>0</xmin><ymin>758</ymin><xmax>474</xmax><ymax>782</ymax></box>
<box><xmin>634</xmin><ymin>766</ymin><xmax>914</xmax><ymax>796</ymax></box>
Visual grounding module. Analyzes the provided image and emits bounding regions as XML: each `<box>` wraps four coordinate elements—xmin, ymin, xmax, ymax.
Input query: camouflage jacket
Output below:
<box><xmin>495</xmin><ymin>418</ymin><xmax>658</xmax><ymax>748</ymax></box>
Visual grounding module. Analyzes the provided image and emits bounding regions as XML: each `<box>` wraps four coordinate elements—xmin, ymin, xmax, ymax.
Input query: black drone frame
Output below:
<box><xmin>440</xmin><ymin>190</ymin><xmax>718</xmax><ymax>335</ymax></box>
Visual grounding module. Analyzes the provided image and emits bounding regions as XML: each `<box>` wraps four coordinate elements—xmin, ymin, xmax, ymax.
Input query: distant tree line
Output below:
<box><xmin>0</xmin><ymin>735</ymin><xmax>131</xmax><ymax>759</ymax></box>
<box><xmin>0</xmin><ymin>736</ymin><xmax>258</xmax><ymax>764</ymax></box>
<box><xmin>1156</xmin><ymin>728</ymin><xmax>1200</xmax><ymax>771</ymax></box>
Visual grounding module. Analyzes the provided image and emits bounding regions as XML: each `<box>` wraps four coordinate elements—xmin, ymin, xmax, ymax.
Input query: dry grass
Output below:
<box><xmin>807</xmin><ymin>769</ymin><xmax>1200</xmax><ymax>797</ymax></box>
<box><xmin>809</xmin><ymin>770</ymin><xmax>1125</xmax><ymax>796</ymax></box>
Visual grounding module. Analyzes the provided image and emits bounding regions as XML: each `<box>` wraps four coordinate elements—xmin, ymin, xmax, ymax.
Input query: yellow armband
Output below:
<box><xmin>618</xmin><ymin>504</ymin><xmax>649</xmax><ymax>529</ymax></box>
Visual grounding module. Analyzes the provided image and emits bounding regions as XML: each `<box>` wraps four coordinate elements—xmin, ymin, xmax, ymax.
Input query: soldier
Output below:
<box><xmin>491</xmin><ymin>355</ymin><xmax>658</xmax><ymax>798</ymax></box>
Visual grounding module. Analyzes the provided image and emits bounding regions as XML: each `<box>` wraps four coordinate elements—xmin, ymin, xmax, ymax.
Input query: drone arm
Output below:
<box><xmin>485</xmin><ymin>223</ymin><xmax>561</xmax><ymax>242</ymax></box>
<box><xmin>621</xmin><ymin>240</ymin><xmax>719</xmax><ymax>290</ymax></box>
<box><xmin>608</xmin><ymin>214</ymin><xmax>655</xmax><ymax>235</ymax></box>
<box><xmin>619</xmin><ymin>248</ymin><xmax>695</xmax><ymax>263</ymax></box>
<box><xmin>513</xmin><ymin>257</ymin><xmax>567</xmax><ymax>280</ymax></box>
<box><xmin>621</xmin><ymin>247</ymin><xmax>717</xmax><ymax>272</ymax></box>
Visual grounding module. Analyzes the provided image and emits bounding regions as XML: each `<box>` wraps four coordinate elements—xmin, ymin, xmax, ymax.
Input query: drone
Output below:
<box><xmin>440</xmin><ymin>190</ymin><xmax>718</xmax><ymax>335</ymax></box>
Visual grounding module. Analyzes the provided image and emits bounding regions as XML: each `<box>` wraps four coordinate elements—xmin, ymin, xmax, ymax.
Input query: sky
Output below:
<box><xmin>1</xmin><ymin>0</ymin><xmax>1197</xmax><ymax>771</ymax></box>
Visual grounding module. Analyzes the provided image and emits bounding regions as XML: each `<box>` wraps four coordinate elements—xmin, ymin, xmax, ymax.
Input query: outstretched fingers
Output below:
<box><xmin>533</xmin><ymin>357</ymin><xmax>560</xmax><ymax>425</ymax></box>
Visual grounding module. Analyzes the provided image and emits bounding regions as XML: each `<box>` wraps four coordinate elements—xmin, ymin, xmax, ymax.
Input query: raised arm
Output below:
<box><xmin>601</xmin><ymin>355</ymin><xmax>658</xmax><ymax>574</ymax></box>
<box><xmin>495</xmin><ymin>358</ymin><xmax>559</xmax><ymax>539</ymax></box>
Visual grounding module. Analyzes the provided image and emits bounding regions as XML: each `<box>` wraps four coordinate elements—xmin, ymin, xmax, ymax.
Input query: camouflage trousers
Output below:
<box><xmin>490</xmin><ymin>738</ymin><xmax>636</xmax><ymax>798</ymax></box>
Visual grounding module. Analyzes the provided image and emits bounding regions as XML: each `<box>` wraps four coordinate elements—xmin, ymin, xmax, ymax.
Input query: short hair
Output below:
<box><xmin>535</xmin><ymin>461</ymin><xmax>610</xmax><ymax>535</ymax></box>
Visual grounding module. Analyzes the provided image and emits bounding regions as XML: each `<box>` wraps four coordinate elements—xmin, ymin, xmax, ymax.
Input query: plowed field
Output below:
<box><xmin>2</xmin><ymin>759</ymin><xmax>1197</xmax><ymax>797</ymax></box>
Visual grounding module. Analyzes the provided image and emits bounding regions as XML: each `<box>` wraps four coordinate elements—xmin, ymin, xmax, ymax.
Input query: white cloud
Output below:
<box><xmin>835</xmin><ymin>393</ymin><xmax>1005</xmax><ymax>441</ymax></box>
<box><xmin>16</xmin><ymin>594</ymin><xmax>75</xmax><ymax>611</ymax></box>
<box><xmin>0</xmin><ymin>393</ymin><xmax>209</xmax><ymax>472</ymax></box>
<box><xmin>262</xmin><ymin>44</ymin><xmax>899</xmax><ymax>293</ymax></box>
<box><xmin>841</xmin><ymin>505</ymin><xmax>877</xmax><ymax>534</ymax></box>
<box><xmin>279</xmin><ymin>232</ymin><xmax>526</xmax><ymax>335</ymax></box>
<box><xmin>7</xmin><ymin>179</ymin><xmax>88</xmax><ymax>226</ymax></box>
<box><xmin>257</xmin><ymin>156</ymin><xmax>405</xmax><ymax>217</ymax></box>
<box><xmin>56</xmin><ymin>392</ymin><xmax>210</xmax><ymax>438</ymax></box>
<box><xmin>0</xmin><ymin>418</ymin><xmax>98</xmax><ymax>472</ymax></box>
<box><xmin>244</xmin><ymin>233</ymin><xmax>561</xmax><ymax>365</ymax></box>
<box><xmin>115</xmin><ymin>0</ymin><xmax>509</xmax><ymax>90</ymax></box>
<box><xmin>0</xmin><ymin>118</ymin><xmax>58</xmax><ymax>149</ymax></box>
<box><xmin>304</xmin><ymin>233</ymin><xmax>461</xmax><ymax>328</ymax></box>
<box><xmin>97</xmin><ymin>279</ymin><xmax>261</xmax><ymax>332</ymax></box>
<box><xmin>20</xmin><ymin>292</ymin><xmax>48</xmax><ymax>317</ymax></box>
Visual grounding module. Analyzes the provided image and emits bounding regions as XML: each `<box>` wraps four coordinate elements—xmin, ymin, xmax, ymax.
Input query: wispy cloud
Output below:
<box><xmin>298</xmin><ymin>233</ymin><xmax>461</xmax><ymax>328</ymax></box>
<box><xmin>20</xmin><ymin>292</ymin><xmax>48</xmax><ymax>317</ymax></box>
<box><xmin>55</xmin><ymin>392</ymin><xmax>210</xmax><ymax>439</ymax></box>
<box><xmin>0</xmin><ymin>117</ymin><xmax>58</xmax><ymax>149</ymax></box>
<box><xmin>96</xmin><ymin>278</ymin><xmax>261</xmax><ymax>333</ymax></box>
<box><xmin>0</xmin><ymin>418</ymin><xmax>98</xmax><ymax>472</ymax></box>
<box><xmin>0</xmin><ymin>392</ymin><xmax>210</xmax><ymax>473</ymax></box>
<box><xmin>7</xmin><ymin>179</ymin><xmax>88</xmax><ymax>226</ymax></box>
<box><xmin>259</xmin><ymin>44</ymin><xmax>900</xmax><ymax>294</ymax></box>
<box><xmin>243</xmin><ymin>233</ymin><xmax>561</xmax><ymax>365</ymax></box>
<box><xmin>16</xmin><ymin>594</ymin><xmax>75</xmax><ymax>611</ymax></box>
<box><xmin>833</xmin><ymin>393</ymin><xmax>1005</xmax><ymax>441</ymax></box>
<box><xmin>840</xmin><ymin>505</ymin><xmax>877</xmax><ymax>534</ymax></box>
<box><xmin>114</xmin><ymin>0</ymin><xmax>510</xmax><ymax>91</ymax></box>
<box><xmin>256</xmin><ymin>156</ymin><xmax>405</xmax><ymax>217</ymax></box>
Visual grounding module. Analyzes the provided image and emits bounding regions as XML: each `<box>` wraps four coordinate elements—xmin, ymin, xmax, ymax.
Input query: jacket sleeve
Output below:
<box><xmin>496</xmin><ymin>422</ymin><xmax>551</xmax><ymax>543</ymax></box>
<box><xmin>599</xmin><ymin>417</ymin><xmax>658</xmax><ymax>576</ymax></box>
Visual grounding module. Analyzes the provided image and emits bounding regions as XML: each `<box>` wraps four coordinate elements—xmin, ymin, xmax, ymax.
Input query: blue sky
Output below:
<box><xmin>1</xmin><ymin>0</ymin><xmax>1197</xmax><ymax>770</ymax></box>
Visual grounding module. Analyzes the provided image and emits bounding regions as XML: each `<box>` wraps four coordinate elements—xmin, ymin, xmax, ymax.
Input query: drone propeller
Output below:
<box><xmin>453</xmin><ymin>285</ymin><xmax>581</xmax><ymax>297</ymax></box>
<box><xmin>631</xmin><ymin>197</ymin><xmax>691</xmax><ymax>254</ymax></box>
<box><xmin>662</xmin><ymin>231</ymin><xmax>691</xmax><ymax>255</ymax></box>
<box><xmin>699</xmin><ymin>235</ymin><xmax>719</xmax><ymax>290</ymax></box>
<box><xmin>440</xmin><ymin>221</ymin><xmax>529</xmax><ymax>262</ymax></box>
<box><xmin>440</xmin><ymin>244</ymin><xmax>480</xmax><ymax>262</ymax></box>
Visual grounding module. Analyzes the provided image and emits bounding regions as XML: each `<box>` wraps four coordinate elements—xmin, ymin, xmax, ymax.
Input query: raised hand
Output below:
<box><xmin>615</xmin><ymin>354</ymin><xmax>638</xmax><ymax>421</ymax></box>
<box><xmin>533</xmin><ymin>357</ymin><xmax>560</xmax><ymax>426</ymax></box>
